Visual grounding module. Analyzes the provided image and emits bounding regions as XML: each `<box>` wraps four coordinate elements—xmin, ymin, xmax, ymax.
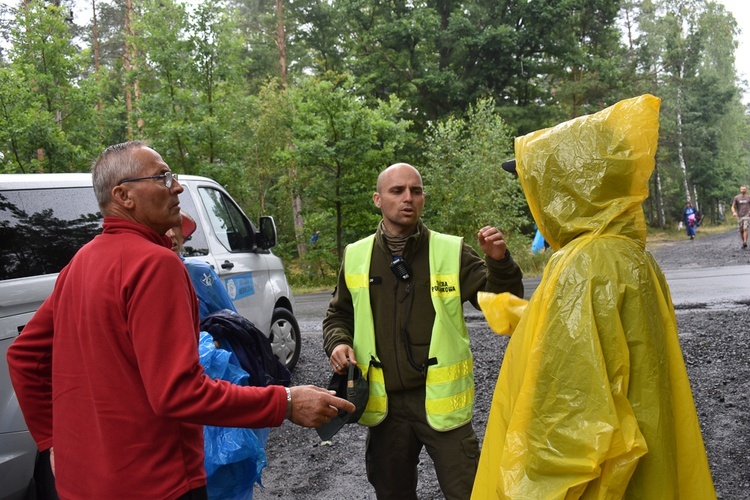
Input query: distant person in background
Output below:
<box><xmin>731</xmin><ymin>185</ymin><xmax>750</xmax><ymax>249</ymax></box>
<box><xmin>683</xmin><ymin>201</ymin><xmax>697</xmax><ymax>240</ymax></box>
<box><xmin>530</xmin><ymin>227</ymin><xmax>548</xmax><ymax>254</ymax></box>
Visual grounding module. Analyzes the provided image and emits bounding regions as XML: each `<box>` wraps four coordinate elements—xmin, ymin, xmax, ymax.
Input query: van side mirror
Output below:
<box><xmin>258</xmin><ymin>216</ymin><xmax>278</xmax><ymax>250</ymax></box>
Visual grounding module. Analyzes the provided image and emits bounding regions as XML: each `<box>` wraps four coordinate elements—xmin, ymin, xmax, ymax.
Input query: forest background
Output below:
<box><xmin>1</xmin><ymin>0</ymin><xmax>749</xmax><ymax>287</ymax></box>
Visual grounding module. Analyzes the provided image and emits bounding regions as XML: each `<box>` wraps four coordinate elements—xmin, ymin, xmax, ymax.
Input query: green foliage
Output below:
<box><xmin>234</xmin><ymin>82</ymin><xmax>293</xmax><ymax>218</ymax></box>
<box><xmin>422</xmin><ymin>98</ymin><xmax>532</xmax><ymax>247</ymax></box>
<box><xmin>1</xmin><ymin>1</ymin><xmax>98</xmax><ymax>172</ymax></box>
<box><xmin>618</xmin><ymin>0</ymin><xmax>749</xmax><ymax>227</ymax></box>
<box><xmin>512</xmin><ymin>245</ymin><xmax>553</xmax><ymax>279</ymax></box>
<box><xmin>287</xmin><ymin>77</ymin><xmax>412</xmax><ymax>260</ymax></box>
<box><xmin>1</xmin><ymin>0</ymin><xmax>748</xmax><ymax>274</ymax></box>
<box><xmin>286</xmin><ymin>209</ymin><xmax>344</xmax><ymax>288</ymax></box>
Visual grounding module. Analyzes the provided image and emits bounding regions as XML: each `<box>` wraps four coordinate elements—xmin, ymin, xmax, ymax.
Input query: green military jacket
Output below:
<box><xmin>323</xmin><ymin>220</ymin><xmax>524</xmax><ymax>394</ymax></box>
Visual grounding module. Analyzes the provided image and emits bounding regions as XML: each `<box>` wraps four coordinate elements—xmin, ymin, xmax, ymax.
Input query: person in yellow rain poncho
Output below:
<box><xmin>471</xmin><ymin>94</ymin><xmax>716</xmax><ymax>499</ymax></box>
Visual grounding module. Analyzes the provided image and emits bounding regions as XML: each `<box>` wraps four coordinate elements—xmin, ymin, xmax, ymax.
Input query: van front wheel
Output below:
<box><xmin>269</xmin><ymin>307</ymin><xmax>301</xmax><ymax>371</ymax></box>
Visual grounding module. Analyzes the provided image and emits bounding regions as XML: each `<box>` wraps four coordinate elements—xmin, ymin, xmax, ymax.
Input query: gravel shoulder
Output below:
<box><xmin>255</xmin><ymin>228</ymin><xmax>750</xmax><ymax>499</ymax></box>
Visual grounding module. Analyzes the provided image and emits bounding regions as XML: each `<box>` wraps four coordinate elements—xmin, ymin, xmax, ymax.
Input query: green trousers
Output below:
<box><xmin>365</xmin><ymin>387</ymin><xmax>479</xmax><ymax>499</ymax></box>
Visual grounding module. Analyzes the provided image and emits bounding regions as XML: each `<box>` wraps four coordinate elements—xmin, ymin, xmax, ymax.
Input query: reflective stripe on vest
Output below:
<box><xmin>425</xmin><ymin>231</ymin><xmax>473</xmax><ymax>430</ymax></box>
<box><xmin>344</xmin><ymin>231</ymin><xmax>473</xmax><ymax>430</ymax></box>
<box><xmin>344</xmin><ymin>235</ymin><xmax>387</xmax><ymax>426</ymax></box>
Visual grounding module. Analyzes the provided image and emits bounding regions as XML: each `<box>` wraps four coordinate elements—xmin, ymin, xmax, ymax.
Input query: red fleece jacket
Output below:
<box><xmin>7</xmin><ymin>217</ymin><xmax>286</xmax><ymax>499</ymax></box>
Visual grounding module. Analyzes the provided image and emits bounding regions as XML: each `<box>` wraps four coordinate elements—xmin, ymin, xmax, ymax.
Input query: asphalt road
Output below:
<box><xmin>521</xmin><ymin>265</ymin><xmax>750</xmax><ymax>309</ymax></box>
<box><xmin>663</xmin><ymin>265</ymin><xmax>750</xmax><ymax>307</ymax></box>
<box><xmin>293</xmin><ymin>262</ymin><xmax>750</xmax><ymax>329</ymax></box>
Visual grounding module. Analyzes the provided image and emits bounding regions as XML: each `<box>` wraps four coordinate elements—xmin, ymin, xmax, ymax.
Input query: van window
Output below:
<box><xmin>0</xmin><ymin>188</ymin><xmax>102</xmax><ymax>280</ymax></box>
<box><xmin>177</xmin><ymin>187</ymin><xmax>209</xmax><ymax>257</ymax></box>
<box><xmin>198</xmin><ymin>187</ymin><xmax>254</xmax><ymax>252</ymax></box>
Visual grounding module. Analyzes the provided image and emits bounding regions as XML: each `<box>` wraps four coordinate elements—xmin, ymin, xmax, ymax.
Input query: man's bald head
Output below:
<box><xmin>377</xmin><ymin>163</ymin><xmax>422</xmax><ymax>194</ymax></box>
<box><xmin>373</xmin><ymin>162</ymin><xmax>425</xmax><ymax>237</ymax></box>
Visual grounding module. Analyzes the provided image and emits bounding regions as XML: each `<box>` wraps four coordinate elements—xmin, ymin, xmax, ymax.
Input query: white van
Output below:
<box><xmin>0</xmin><ymin>173</ymin><xmax>301</xmax><ymax>499</ymax></box>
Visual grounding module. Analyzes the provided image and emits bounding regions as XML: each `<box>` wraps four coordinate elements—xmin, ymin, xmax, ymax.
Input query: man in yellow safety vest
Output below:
<box><xmin>323</xmin><ymin>162</ymin><xmax>524</xmax><ymax>499</ymax></box>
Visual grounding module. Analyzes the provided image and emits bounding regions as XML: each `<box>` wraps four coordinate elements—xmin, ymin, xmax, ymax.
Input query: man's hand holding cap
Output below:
<box><xmin>286</xmin><ymin>385</ymin><xmax>355</xmax><ymax>428</ymax></box>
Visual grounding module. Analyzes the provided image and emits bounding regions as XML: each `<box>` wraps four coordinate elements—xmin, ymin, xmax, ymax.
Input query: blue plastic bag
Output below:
<box><xmin>199</xmin><ymin>332</ymin><xmax>268</xmax><ymax>499</ymax></box>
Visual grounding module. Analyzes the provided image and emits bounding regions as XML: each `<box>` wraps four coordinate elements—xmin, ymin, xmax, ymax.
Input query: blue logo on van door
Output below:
<box><xmin>225</xmin><ymin>274</ymin><xmax>255</xmax><ymax>300</ymax></box>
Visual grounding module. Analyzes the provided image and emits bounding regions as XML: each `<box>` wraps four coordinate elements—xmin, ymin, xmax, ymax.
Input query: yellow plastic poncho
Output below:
<box><xmin>472</xmin><ymin>95</ymin><xmax>716</xmax><ymax>499</ymax></box>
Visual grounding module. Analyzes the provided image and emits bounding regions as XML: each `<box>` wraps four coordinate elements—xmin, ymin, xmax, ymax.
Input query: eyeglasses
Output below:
<box><xmin>117</xmin><ymin>172</ymin><xmax>179</xmax><ymax>189</ymax></box>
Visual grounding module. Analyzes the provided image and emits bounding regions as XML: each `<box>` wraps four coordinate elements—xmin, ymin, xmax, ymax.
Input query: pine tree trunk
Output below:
<box><xmin>92</xmin><ymin>0</ymin><xmax>103</xmax><ymax>140</ymax></box>
<box><xmin>275</xmin><ymin>0</ymin><xmax>287</xmax><ymax>89</ymax></box>
<box><xmin>124</xmin><ymin>0</ymin><xmax>141</xmax><ymax>138</ymax></box>
<box><xmin>124</xmin><ymin>0</ymin><xmax>134</xmax><ymax>139</ymax></box>
<box><xmin>654</xmin><ymin>163</ymin><xmax>666</xmax><ymax>228</ymax></box>
<box><xmin>275</xmin><ymin>0</ymin><xmax>305</xmax><ymax>257</ymax></box>
<box><xmin>676</xmin><ymin>72</ymin><xmax>690</xmax><ymax>205</ymax></box>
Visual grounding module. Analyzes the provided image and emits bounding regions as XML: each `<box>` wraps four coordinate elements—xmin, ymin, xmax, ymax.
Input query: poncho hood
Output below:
<box><xmin>515</xmin><ymin>94</ymin><xmax>661</xmax><ymax>250</ymax></box>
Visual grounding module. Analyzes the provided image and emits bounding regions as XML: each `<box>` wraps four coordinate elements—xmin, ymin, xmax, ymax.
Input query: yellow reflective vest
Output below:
<box><xmin>344</xmin><ymin>231</ymin><xmax>474</xmax><ymax>430</ymax></box>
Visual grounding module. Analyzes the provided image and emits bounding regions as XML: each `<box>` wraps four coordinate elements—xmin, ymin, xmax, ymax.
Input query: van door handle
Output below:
<box><xmin>221</xmin><ymin>260</ymin><xmax>234</xmax><ymax>270</ymax></box>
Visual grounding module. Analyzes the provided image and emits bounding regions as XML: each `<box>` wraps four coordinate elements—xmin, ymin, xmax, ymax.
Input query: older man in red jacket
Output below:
<box><xmin>7</xmin><ymin>141</ymin><xmax>353</xmax><ymax>499</ymax></box>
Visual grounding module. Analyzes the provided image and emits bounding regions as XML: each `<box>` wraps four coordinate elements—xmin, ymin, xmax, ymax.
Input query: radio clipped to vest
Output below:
<box><xmin>390</xmin><ymin>256</ymin><xmax>412</xmax><ymax>281</ymax></box>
